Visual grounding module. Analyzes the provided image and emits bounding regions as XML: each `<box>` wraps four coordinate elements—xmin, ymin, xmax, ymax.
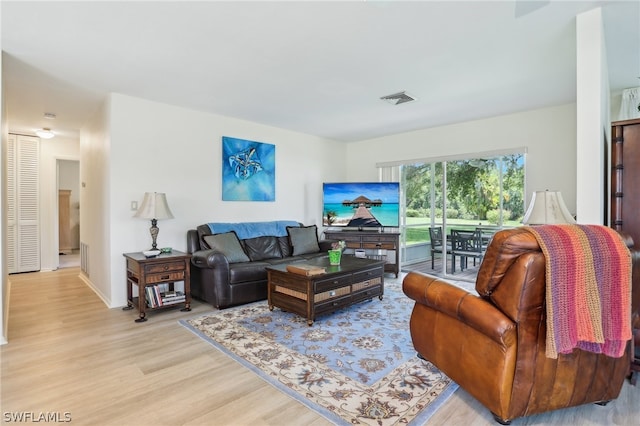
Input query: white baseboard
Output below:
<box><xmin>78</xmin><ymin>272</ymin><xmax>114</xmax><ymax>308</ymax></box>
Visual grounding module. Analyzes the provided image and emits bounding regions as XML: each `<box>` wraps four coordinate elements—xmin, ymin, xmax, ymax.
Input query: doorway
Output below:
<box><xmin>399</xmin><ymin>152</ymin><xmax>525</xmax><ymax>280</ymax></box>
<box><xmin>57</xmin><ymin>159</ymin><xmax>80</xmax><ymax>268</ymax></box>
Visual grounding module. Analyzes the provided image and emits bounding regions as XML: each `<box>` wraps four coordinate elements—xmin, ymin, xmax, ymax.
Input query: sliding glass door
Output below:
<box><xmin>400</xmin><ymin>153</ymin><xmax>525</xmax><ymax>276</ymax></box>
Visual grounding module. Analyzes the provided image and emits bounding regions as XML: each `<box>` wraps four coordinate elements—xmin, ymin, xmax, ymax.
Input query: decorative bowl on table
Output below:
<box><xmin>142</xmin><ymin>250</ymin><xmax>161</xmax><ymax>258</ymax></box>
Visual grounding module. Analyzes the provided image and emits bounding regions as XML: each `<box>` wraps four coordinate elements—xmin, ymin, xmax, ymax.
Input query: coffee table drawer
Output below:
<box><xmin>316</xmin><ymin>285</ymin><xmax>351</xmax><ymax>302</ymax></box>
<box><xmin>316</xmin><ymin>294</ymin><xmax>352</xmax><ymax>315</ymax></box>
<box><xmin>352</xmin><ymin>277</ymin><xmax>382</xmax><ymax>292</ymax></box>
<box><xmin>352</xmin><ymin>267</ymin><xmax>384</xmax><ymax>283</ymax></box>
<box><xmin>315</xmin><ymin>274</ymin><xmax>352</xmax><ymax>292</ymax></box>
<box><xmin>351</xmin><ymin>285</ymin><xmax>383</xmax><ymax>304</ymax></box>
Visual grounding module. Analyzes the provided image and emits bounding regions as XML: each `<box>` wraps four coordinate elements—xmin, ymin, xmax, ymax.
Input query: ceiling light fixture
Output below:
<box><xmin>380</xmin><ymin>91</ymin><xmax>417</xmax><ymax>105</ymax></box>
<box><xmin>35</xmin><ymin>128</ymin><xmax>55</xmax><ymax>139</ymax></box>
<box><xmin>44</xmin><ymin>112</ymin><xmax>57</xmax><ymax>119</ymax></box>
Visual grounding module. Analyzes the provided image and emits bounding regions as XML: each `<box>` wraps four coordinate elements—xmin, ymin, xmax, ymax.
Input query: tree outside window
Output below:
<box><xmin>403</xmin><ymin>154</ymin><xmax>525</xmax><ymax>246</ymax></box>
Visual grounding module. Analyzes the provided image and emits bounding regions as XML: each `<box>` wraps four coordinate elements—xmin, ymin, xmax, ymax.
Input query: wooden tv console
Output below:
<box><xmin>266</xmin><ymin>256</ymin><xmax>384</xmax><ymax>326</ymax></box>
<box><xmin>324</xmin><ymin>230</ymin><xmax>400</xmax><ymax>277</ymax></box>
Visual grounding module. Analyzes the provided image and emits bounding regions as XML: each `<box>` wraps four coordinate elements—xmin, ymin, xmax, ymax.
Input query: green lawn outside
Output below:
<box><xmin>404</xmin><ymin>217</ymin><xmax>521</xmax><ymax>244</ymax></box>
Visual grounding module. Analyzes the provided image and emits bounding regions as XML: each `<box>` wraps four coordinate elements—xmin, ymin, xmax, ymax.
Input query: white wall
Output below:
<box><xmin>611</xmin><ymin>91</ymin><xmax>623</xmax><ymax>121</ymax></box>
<box><xmin>576</xmin><ymin>7</ymin><xmax>608</xmax><ymax>225</ymax></box>
<box><xmin>90</xmin><ymin>93</ymin><xmax>345</xmax><ymax>308</ymax></box>
<box><xmin>80</xmin><ymin>99</ymin><xmax>112</xmax><ymax>306</ymax></box>
<box><xmin>39</xmin><ymin>137</ymin><xmax>79</xmax><ymax>270</ymax></box>
<box><xmin>344</xmin><ymin>104</ymin><xmax>578</xmax><ymax>215</ymax></box>
<box><xmin>576</xmin><ymin>8</ymin><xmax>611</xmax><ymax>225</ymax></box>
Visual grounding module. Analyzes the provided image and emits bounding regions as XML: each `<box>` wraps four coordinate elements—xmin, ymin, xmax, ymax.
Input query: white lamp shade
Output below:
<box><xmin>522</xmin><ymin>190</ymin><xmax>576</xmax><ymax>225</ymax></box>
<box><xmin>134</xmin><ymin>192</ymin><xmax>174</xmax><ymax>220</ymax></box>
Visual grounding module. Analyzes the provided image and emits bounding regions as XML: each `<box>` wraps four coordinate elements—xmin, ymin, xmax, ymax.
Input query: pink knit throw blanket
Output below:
<box><xmin>526</xmin><ymin>225</ymin><xmax>632</xmax><ymax>358</ymax></box>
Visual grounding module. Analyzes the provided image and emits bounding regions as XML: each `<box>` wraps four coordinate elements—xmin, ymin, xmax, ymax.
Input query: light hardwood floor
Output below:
<box><xmin>1</xmin><ymin>268</ymin><xmax>638</xmax><ymax>425</ymax></box>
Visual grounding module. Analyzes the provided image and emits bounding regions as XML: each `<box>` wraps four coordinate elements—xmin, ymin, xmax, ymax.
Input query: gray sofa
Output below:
<box><xmin>186</xmin><ymin>221</ymin><xmax>333</xmax><ymax>309</ymax></box>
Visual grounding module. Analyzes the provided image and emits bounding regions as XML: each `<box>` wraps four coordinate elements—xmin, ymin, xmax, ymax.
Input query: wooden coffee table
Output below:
<box><xmin>266</xmin><ymin>256</ymin><xmax>385</xmax><ymax>326</ymax></box>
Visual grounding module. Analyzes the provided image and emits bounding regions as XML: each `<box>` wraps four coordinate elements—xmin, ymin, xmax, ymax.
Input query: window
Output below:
<box><xmin>379</xmin><ymin>151</ymin><xmax>525</xmax><ymax>275</ymax></box>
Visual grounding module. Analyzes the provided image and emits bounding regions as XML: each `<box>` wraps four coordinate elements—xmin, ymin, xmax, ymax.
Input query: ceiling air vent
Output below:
<box><xmin>380</xmin><ymin>91</ymin><xmax>416</xmax><ymax>105</ymax></box>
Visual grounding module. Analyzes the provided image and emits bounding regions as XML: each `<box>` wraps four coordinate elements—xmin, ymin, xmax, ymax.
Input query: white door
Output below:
<box><xmin>7</xmin><ymin>134</ymin><xmax>40</xmax><ymax>273</ymax></box>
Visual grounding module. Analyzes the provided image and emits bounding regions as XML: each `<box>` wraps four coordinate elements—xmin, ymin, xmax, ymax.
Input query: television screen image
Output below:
<box><xmin>322</xmin><ymin>182</ymin><xmax>400</xmax><ymax>228</ymax></box>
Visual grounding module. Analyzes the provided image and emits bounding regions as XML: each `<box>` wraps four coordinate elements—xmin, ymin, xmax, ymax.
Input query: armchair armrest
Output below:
<box><xmin>403</xmin><ymin>272</ymin><xmax>516</xmax><ymax>346</ymax></box>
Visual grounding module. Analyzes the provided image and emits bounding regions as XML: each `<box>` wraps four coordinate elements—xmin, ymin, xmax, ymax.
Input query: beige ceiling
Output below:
<box><xmin>2</xmin><ymin>1</ymin><xmax>638</xmax><ymax>142</ymax></box>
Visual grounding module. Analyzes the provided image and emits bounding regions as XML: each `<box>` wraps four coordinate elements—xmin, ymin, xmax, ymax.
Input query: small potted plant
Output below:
<box><xmin>328</xmin><ymin>240</ymin><xmax>346</xmax><ymax>265</ymax></box>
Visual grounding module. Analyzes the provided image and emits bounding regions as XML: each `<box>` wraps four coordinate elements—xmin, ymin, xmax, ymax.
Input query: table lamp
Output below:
<box><xmin>522</xmin><ymin>190</ymin><xmax>576</xmax><ymax>225</ymax></box>
<box><xmin>134</xmin><ymin>192</ymin><xmax>174</xmax><ymax>250</ymax></box>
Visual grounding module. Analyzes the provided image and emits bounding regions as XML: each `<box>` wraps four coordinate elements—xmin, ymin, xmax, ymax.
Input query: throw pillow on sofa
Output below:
<box><xmin>243</xmin><ymin>236</ymin><xmax>283</xmax><ymax>261</ymax></box>
<box><xmin>287</xmin><ymin>225</ymin><xmax>320</xmax><ymax>256</ymax></box>
<box><xmin>203</xmin><ymin>231</ymin><xmax>250</xmax><ymax>263</ymax></box>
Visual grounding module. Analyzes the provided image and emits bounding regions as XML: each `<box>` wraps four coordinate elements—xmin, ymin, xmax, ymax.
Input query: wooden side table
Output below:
<box><xmin>122</xmin><ymin>250</ymin><xmax>191</xmax><ymax>322</ymax></box>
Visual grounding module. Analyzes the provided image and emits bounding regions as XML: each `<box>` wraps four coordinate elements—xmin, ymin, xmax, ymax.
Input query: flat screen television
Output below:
<box><xmin>322</xmin><ymin>182</ymin><xmax>400</xmax><ymax>228</ymax></box>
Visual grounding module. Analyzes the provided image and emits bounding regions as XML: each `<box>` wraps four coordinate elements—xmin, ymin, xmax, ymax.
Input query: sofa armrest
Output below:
<box><xmin>318</xmin><ymin>240</ymin><xmax>333</xmax><ymax>252</ymax></box>
<box><xmin>186</xmin><ymin>229</ymin><xmax>200</xmax><ymax>254</ymax></box>
<box><xmin>191</xmin><ymin>249</ymin><xmax>230</xmax><ymax>269</ymax></box>
<box><xmin>403</xmin><ymin>272</ymin><xmax>516</xmax><ymax>346</ymax></box>
<box><xmin>189</xmin><ymin>249</ymin><xmax>233</xmax><ymax>309</ymax></box>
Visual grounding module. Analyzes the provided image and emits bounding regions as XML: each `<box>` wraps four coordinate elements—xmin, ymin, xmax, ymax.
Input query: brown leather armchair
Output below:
<box><xmin>403</xmin><ymin>227</ymin><xmax>634</xmax><ymax>424</ymax></box>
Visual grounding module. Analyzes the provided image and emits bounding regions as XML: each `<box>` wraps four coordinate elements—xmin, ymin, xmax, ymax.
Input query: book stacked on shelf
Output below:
<box><xmin>286</xmin><ymin>264</ymin><xmax>326</xmax><ymax>276</ymax></box>
<box><xmin>161</xmin><ymin>290</ymin><xmax>186</xmax><ymax>305</ymax></box>
<box><xmin>145</xmin><ymin>284</ymin><xmax>186</xmax><ymax>308</ymax></box>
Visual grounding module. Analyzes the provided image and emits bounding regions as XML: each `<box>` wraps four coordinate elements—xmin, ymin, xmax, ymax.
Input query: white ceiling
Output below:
<box><xmin>2</xmin><ymin>1</ymin><xmax>639</xmax><ymax>142</ymax></box>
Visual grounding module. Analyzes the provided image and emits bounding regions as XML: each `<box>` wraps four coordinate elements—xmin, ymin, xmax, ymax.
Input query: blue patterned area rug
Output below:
<box><xmin>179</xmin><ymin>281</ymin><xmax>458</xmax><ymax>425</ymax></box>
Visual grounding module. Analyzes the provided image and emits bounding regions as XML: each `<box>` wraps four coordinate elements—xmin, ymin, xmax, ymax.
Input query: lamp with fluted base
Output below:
<box><xmin>134</xmin><ymin>192</ymin><xmax>174</xmax><ymax>250</ymax></box>
<box><xmin>522</xmin><ymin>190</ymin><xmax>576</xmax><ymax>225</ymax></box>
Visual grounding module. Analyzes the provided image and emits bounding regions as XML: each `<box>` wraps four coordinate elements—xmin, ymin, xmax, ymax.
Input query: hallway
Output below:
<box><xmin>58</xmin><ymin>250</ymin><xmax>80</xmax><ymax>269</ymax></box>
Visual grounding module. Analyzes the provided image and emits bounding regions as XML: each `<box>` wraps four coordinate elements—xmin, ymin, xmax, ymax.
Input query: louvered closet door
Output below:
<box><xmin>7</xmin><ymin>134</ymin><xmax>40</xmax><ymax>273</ymax></box>
<box><xmin>7</xmin><ymin>135</ymin><xmax>17</xmax><ymax>273</ymax></box>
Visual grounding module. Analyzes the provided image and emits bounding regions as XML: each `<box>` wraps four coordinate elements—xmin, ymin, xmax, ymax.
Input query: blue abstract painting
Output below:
<box><xmin>222</xmin><ymin>136</ymin><xmax>275</xmax><ymax>201</ymax></box>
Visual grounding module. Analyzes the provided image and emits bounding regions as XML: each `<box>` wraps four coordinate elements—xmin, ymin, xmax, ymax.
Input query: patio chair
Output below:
<box><xmin>428</xmin><ymin>226</ymin><xmax>451</xmax><ymax>269</ymax></box>
<box><xmin>476</xmin><ymin>226</ymin><xmax>498</xmax><ymax>249</ymax></box>
<box><xmin>450</xmin><ymin>229</ymin><xmax>484</xmax><ymax>273</ymax></box>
